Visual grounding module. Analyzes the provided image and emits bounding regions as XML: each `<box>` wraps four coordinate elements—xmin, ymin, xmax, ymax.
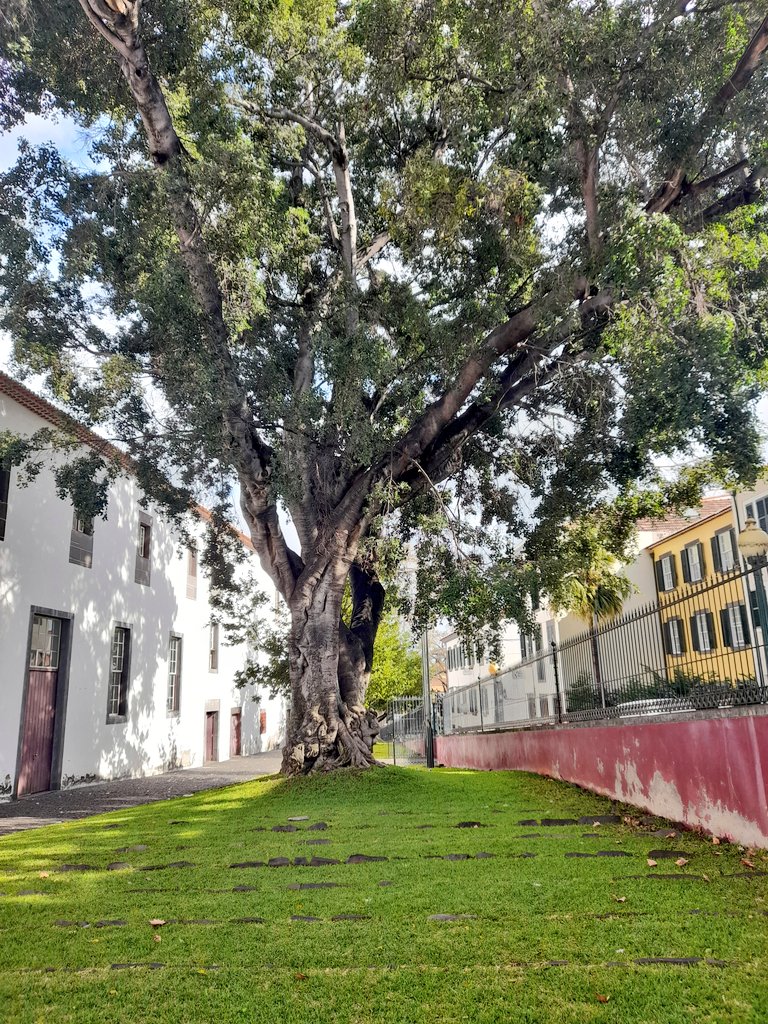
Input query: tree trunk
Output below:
<box><xmin>281</xmin><ymin>559</ymin><xmax>385</xmax><ymax>775</ymax></box>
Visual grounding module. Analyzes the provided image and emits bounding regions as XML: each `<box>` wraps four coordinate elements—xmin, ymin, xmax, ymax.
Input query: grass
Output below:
<box><xmin>0</xmin><ymin>766</ymin><xmax>767</xmax><ymax>1023</ymax></box>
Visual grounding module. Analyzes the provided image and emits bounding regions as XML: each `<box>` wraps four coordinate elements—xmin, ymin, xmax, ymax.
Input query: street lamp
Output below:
<box><xmin>737</xmin><ymin>517</ymin><xmax>768</xmax><ymax>694</ymax></box>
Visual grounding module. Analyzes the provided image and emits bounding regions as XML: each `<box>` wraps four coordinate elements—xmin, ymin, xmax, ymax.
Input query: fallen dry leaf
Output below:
<box><xmin>702</xmin><ymin>874</ymin><xmax>711</xmax><ymax>882</ymax></box>
<box><xmin>149</xmin><ymin>919</ymin><xmax>166</xmax><ymax>927</ymax></box>
<box><xmin>712</xmin><ymin>836</ymin><xmax>721</xmax><ymax>845</ymax></box>
<box><xmin>596</xmin><ymin>994</ymin><xmax>610</xmax><ymax>1003</ymax></box>
<box><xmin>39</xmin><ymin>872</ymin><xmax>50</xmax><ymax>879</ymax></box>
<box><xmin>592</xmin><ymin>821</ymin><xmax>601</xmax><ymax>827</ymax></box>
<box><xmin>153</xmin><ymin>934</ymin><xmax>162</xmax><ymax>943</ymax></box>
<box><xmin>665</xmin><ymin>832</ymin><xmax>676</xmax><ymax>839</ymax></box>
<box><xmin>741</xmin><ymin>858</ymin><xmax>756</xmax><ymax>869</ymax></box>
<box><xmin>613</xmin><ymin>896</ymin><xmax>627</xmax><ymax>903</ymax></box>
<box><xmin>647</xmin><ymin>859</ymin><xmax>658</xmax><ymax>867</ymax></box>
<box><xmin>675</xmin><ymin>858</ymin><xmax>689</xmax><ymax>867</ymax></box>
<box><xmin>294</xmin><ymin>973</ymin><xmax>308</xmax><ymax>981</ymax></box>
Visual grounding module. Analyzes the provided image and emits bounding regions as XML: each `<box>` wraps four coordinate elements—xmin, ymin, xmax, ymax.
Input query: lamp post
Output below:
<box><xmin>736</xmin><ymin>518</ymin><xmax>768</xmax><ymax>695</ymax></box>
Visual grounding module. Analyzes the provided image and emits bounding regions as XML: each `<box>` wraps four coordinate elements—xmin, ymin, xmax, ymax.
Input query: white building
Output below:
<box><xmin>0</xmin><ymin>371</ymin><xmax>285</xmax><ymax>798</ymax></box>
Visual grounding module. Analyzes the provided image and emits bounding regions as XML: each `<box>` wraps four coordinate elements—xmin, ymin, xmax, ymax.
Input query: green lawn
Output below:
<box><xmin>1</xmin><ymin>767</ymin><xmax>766</xmax><ymax>1023</ymax></box>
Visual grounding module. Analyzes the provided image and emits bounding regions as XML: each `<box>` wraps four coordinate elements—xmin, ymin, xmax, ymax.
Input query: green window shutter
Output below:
<box><xmin>655</xmin><ymin>558</ymin><xmax>665</xmax><ymax>593</ymax></box>
<box><xmin>690</xmin><ymin>615</ymin><xmax>700</xmax><ymax>652</ymax></box>
<box><xmin>662</xmin><ymin>620</ymin><xmax>672</xmax><ymax>655</ymax></box>
<box><xmin>711</xmin><ymin>536</ymin><xmax>723</xmax><ymax>573</ymax></box>
<box><xmin>697</xmin><ymin>542</ymin><xmax>706</xmax><ymax>579</ymax></box>
<box><xmin>720</xmin><ymin>608</ymin><xmax>732</xmax><ymax>648</ymax></box>
<box><xmin>681</xmin><ymin>549</ymin><xmax>691</xmax><ymax>584</ymax></box>
<box><xmin>739</xmin><ymin>604</ymin><xmax>751</xmax><ymax>644</ymax></box>
<box><xmin>705</xmin><ymin>612</ymin><xmax>717</xmax><ymax>650</ymax></box>
<box><xmin>676</xmin><ymin>618</ymin><xmax>687</xmax><ymax>654</ymax></box>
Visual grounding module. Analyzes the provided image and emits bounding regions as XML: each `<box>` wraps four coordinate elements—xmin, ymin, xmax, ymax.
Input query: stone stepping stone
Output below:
<box><xmin>251</xmin><ymin>827</ymin><xmax>266</xmax><ymax>832</ymax></box>
<box><xmin>57</xmin><ymin>864</ymin><xmax>97</xmax><ymax>872</ymax></box>
<box><xmin>513</xmin><ymin>853</ymin><xmax>537</xmax><ymax>859</ymax></box>
<box><xmin>517</xmin><ymin>819</ymin><xmax>538</xmax><ymax>826</ymax></box>
<box><xmin>19</xmin><ymin>890</ymin><xmax>46</xmax><ymax>896</ymax></box>
<box><xmin>111</xmin><ymin>963</ymin><xmax>164</xmax><ymax>971</ymax></box>
<box><xmin>231</xmin><ymin>917</ymin><xmax>265</xmax><ymax>924</ymax></box>
<box><xmin>107</xmin><ymin>863</ymin><xmax>132</xmax><ymax>871</ymax></box>
<box><xmin>647</xmin><ymin>850</ymin><xmax>692</xmax><ymax>860</ymax></box>
<box><xmin>565</xmin><ymin>851</ymin><xmax>631</xmax><ymax>858</ymax></box>
<box><xmin>346</xmin><ymin>854</ymin><xmax>387</xmax><ymax>864</ymax></box>
<box><xmin>54</xmin><ymin>921</ymin><xmax>91</xmax><ymax>928</ymax></box>
<box><xmin>291</xmin><ymin>915</ymin><xmax>321</xmax><ymax>922</ymax></box>
<box><xmin>169</xmin><ymin>821</ymin><xmax>190</xmax><ymax>826</ymax></box>
<box><xmin>95</xmin><ymin>920</ymin><xmax>127</xmax><ymax>928</ymax></box>
<box><xmin>540</xmin><ymin>819</ymin><xmax>578</xmax><ymax>827</ymax></box>
<box><xmin>307</xmin><ymin>822</ymin><xmax>329</xmax><ymax>831</ymax></box>
<box><xmin>272</xmin><ymin>825</ymin><xmax>298</xmax><ymax>833</ymax></box>
<box><xmin>306</xmin><ymin>839</ymin><xmax>331</xmax><ymax>845</ymax></box>
<box><xmin>455</xmin><ymin>822</ymin><xmax>488</xmax><ymax>829</ymax></box>
<box><xmin>519</xmin><ymin>833</ymin><xmax>541</xmax><ymax>839</ymax></box>
<box><xmin>547</xmin><ymin>960</ymin><xmax>569</xmax><ymax>966</ymax></box>
<box><xmin>293</xmin><ymin>858</ymin><xmax>310</xmax><ymax>867</ymax></box>
<box><xmin>102</xmin><ymin>824</ymin><xmax>121</xmax><ymax>830</ymax></box>
<box><xmin>444</xmin><ymin>854</ymin><xmax>470</xmax><ymax>861</ymax></box>
<box><xmin>232</xmin><ymin>885</ymin><xmax>258</xmax><ymax>892</ymax></box>
<box><xmin>331</xmin><ymin>914</ymin><xmax>370</xmax><ymax>921</ymax></box>
<box><xmin>578</xmin><ymin>815</ymin><xmax>621</xmax><ymax>825</ymax></box>
<box><xmin>428</xmin><ymin>914</ymin><xmax>476</xmax><ymax>921</ymax></box>
<box><xmin>650</xmin><ymin>829</ymin><xmax>681</xmax><ymax>839</ymax></box>
<box><xmin>288</xmin><ymin>882</ymin><xmax>342</xmax><ymax>890</ymax></box>
<box><xmin>728</xmin><ymin>870</ymin><xmax>768</xmax><ymax>879</ymax></box>
<box><xmin>378</xmin><ymin>880</ymin><xmax>393</xmax><ymax>887</ymax></box>
<box><xmin>581</xmin><ymin>833</ymin><xmax>601</xmax><ymax>838</ymax></box>
<box><xmin>230</xmin><ymin>862</ymin><xmax>264</xmax><ymax>869</ymax></box>
<box><xmin>268</xmin><ymin>858</ymin><xmax>291</xmax><ymax>868</ymax></box>
<box><xmin>309</xmin><ymin>856</ymin><xmax>339</xmax><ymax>867</ymax></box>
<box><xmin>475</xmin><ymin>852</ymin><xmax>494</xmax><ymax>859</ymax></box>
<box><xmin>116</xmin><ymin>845</ymin><xmax>147</xmax><ymax>853</ymax></box>
<box><xmin>288</xmin><ymin>816</ymin><xmax>309</xmax><ymax>822</ymax></box>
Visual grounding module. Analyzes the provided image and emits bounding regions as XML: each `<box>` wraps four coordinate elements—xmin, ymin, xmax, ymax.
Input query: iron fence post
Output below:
<box><xmin>749</xmin><ymin>557</ymin><xmax>768</xmax><ymax>698</ymax></box>
<box><xmin>478</xmin><ymin>680</ymin><xmax>484</xmax><ymax>732</ymax></box>
<box><xmin>551</xmin><ymin>640</ymin><xmax>562</xmax><ymax>723</ymax></box>
<box><xmin>421</xmin><ymin>629</ymin><xmax>435</xmax><ymax>767</ymax></box>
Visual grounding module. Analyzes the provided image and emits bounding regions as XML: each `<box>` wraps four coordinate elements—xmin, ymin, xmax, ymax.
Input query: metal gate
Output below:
<box><xmin>380</xmin><ymin>696</ymin><xmax>427</xmax><ymax>765</ymax></box>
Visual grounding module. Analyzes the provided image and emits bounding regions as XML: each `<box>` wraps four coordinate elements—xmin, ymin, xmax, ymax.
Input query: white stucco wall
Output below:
<box><xmin>0</xmin><ymin>389</ymin><xmax>285</xmax><ymax>795</ymax></box>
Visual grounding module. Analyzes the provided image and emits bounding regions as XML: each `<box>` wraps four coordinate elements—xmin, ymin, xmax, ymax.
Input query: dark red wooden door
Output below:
<box><xmin>18</xmin><ymin>615</ymin><xmax>62</xmax><ymax>796</ymax></box>
<box><xmin>205</xmin><ymin>711</ymin><xmax>218</xmax><ymax>762</ymax></box>
<box><xmin>230</xmin><ymin>710</ymin><xmax>242</xmax><ymax>757</ymax></box>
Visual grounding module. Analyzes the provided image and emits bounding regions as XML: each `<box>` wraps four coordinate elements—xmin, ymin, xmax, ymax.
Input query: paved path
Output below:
<box><xmin>0</xmin><ymin>752</ymin><xmax>283</xmax><ymax>836</ymax></box>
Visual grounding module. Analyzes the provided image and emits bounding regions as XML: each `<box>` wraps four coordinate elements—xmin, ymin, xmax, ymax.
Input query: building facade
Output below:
<box><xmin>0</xmin><ymin>372</ymin><xmax>285</xmax><ymax>798</ymax></box>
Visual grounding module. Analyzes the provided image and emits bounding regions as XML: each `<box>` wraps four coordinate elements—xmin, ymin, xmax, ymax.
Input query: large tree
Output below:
<box><xmin>2</xmin><ymin>0</ymin><xmax>768</xmax><ymax>773</ymax></box>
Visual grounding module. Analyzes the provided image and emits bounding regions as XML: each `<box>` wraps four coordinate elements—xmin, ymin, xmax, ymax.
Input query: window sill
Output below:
<box><xmin>106</xmin><ymin>715</ymin><xmax>128</xmax><ymax>725</ymax></box>
<box><xmin>166</xmin><ymin>709</ymin><xmax>181</xmax><ymax>718</ymax></box>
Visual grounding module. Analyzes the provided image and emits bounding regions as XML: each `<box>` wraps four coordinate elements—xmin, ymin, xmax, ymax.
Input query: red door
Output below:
<box><xmin>230</xmin><ymin>710</ymin><xmax>242</xmax><ymax>757</ymax></box>
<box><xmin>17</xmin><ymin>615</ymin><xmax>62</xmax><ymax>796</ymax></box>
<box><xmin>205</xmin><ymin>711</ymin><xmax>219</xmax><ymax>762</ymax></box>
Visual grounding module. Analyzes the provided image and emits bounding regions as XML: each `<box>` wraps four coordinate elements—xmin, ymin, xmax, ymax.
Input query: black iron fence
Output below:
<box><xmin>442</xmin><ymin>563</ymin><xmax>768</xmax><ymax>734</ymax></box>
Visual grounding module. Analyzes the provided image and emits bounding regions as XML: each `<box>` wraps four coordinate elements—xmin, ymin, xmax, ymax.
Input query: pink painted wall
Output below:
<box><xmin>435</xmin><ymin>711</ymin><xmax>768</xmax><ymax>848</ymax></box>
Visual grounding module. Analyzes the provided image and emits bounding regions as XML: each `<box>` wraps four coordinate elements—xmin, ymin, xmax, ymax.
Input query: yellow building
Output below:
<box><xmin>648</xmin><ymin>501</ymin><xmax>757</xmax><ymax>685</ymax></box>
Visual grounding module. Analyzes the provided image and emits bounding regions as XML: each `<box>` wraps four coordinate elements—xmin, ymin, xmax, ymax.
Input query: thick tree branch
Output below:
<box><xmin>77</xmin><ymin>0</ymin><xmax>300</xmax><ymax>600</ymax></box>
<box><xmin>647</xmin><ymin>13</ymin><xmax>768</xmax><ymax>214</ymax></box>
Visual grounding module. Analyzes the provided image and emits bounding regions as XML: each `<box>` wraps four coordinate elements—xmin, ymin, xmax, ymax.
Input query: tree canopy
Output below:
<box><xmin>2</xmin><ymin>0</ymin><xmax>768</xmax><ymax>771</ymax></box>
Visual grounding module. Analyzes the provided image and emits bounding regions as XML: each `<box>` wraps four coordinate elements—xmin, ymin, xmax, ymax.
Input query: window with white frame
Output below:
<box><xmin>746</xmin><ymin>496</ymin><xmax>768</xmax><ymax>533</ymax></box>
<box><xmin>726</xmin><ymin>604</ymin><xmax>747</xmax><ymax>649</ymax></box>
<box><xmin>715</xmin><ymin>528</ymin><xmax>737</xmax><ymax>572</ymax></box>
<box><xmin>685</xmin><ymin>542</ymin><xmax>703</xmax><ymax>583</ymax></box>
<box><xmin>693</xmin><ymin>611</ymin><xmax>713</xmax><ymax>652</ymax></box>
<box><xmin>209</xmin><ymin>622</ymin><xmax>219</xmax><ymax>673</ymax></box>
<box><xmin>666</xmin><ymin>618</ymin><xmax>684</xmax><ymax>655</ymax></box>
<box><xmin>167</xmin><ymin>634</ymin><xmax>182</xmax><ymax>713</ymax></box>
<box><xmin>658</xmin><ymin>554</ymin><xmax>676</xmax><ymax>591</ymax></box>
<box><xmin>107</xmin><ymin>626</ymin><xmax>131</xmax><ymax>720</ymax></box>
